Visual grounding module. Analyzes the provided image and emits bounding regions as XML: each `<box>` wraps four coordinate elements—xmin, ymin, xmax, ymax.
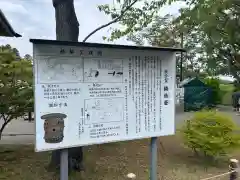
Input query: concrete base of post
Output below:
<box><xmin>229</xmin><ymin>159</ymin><xmax>239</xmax><ymax>180</ymax></box>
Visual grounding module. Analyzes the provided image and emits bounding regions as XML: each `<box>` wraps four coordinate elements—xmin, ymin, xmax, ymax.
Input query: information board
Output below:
<box><xmin>32</xmin><ymin>40</ymin><xmax>177</xmax><ymax>152</ymax></box>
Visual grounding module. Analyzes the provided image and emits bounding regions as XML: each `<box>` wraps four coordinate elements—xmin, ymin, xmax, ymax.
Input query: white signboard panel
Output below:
<box><xmin>32</xmin><ymin>41</ymin><xmax>177</xmax><ymax>152</ymax></box>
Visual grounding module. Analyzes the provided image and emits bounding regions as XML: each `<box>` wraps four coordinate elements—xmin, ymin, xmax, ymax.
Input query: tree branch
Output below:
<box><xmin>82</xmin><ymin>0</ymin><xmax>139</xmax><ymax>42</ymax></box>
<box><xmin>0</xmin><ymin>114</ymin><xmax>5</xmax><ymax>121</ymax></box>
<box><xmin>0</xmin><ymin>113</ymin><xmax>9</xmax><ymax>122</ymax></box>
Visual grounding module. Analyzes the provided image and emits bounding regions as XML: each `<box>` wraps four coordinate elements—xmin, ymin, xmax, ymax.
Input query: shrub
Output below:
<box><xmin>233</xmin><ymin>80</ymin><xmax>240</xmax><ymax>92</ymax></box>
<box><xmin>179</xmin><ymin>110</ymin><xmax>240</xmax><ymax>159</ymax></box>
<box><xmin>204</xmin><ymin>78</ymin><xmax>221</xmax><ymax>106</ymax></box>
<box><xmin>233</xmin><ymin>86</ymin><xmax>240</xmax><ymax>92</ymax></box>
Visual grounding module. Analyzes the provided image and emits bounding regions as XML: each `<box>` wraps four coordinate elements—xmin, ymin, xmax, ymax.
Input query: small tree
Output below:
<box><xmin>179</xmin><ymin>110</ymin><xmax>240</xmax><ymax>160</ymax></box>
<box><xmin>0</xmin><ymin>45</ymin><xmax>33</xmax><ymax>139</ymax></box>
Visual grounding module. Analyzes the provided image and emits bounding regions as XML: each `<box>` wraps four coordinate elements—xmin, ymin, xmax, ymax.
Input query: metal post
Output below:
<box><xmin>150</xmin><ymin>137</ymin><xmax>158</xmax><ymax>180</ymax></box>
<box><xmin>229</xmin><ymin>159</ymin><xmax>239</xmax><ymax>180</ymax></box>
<box><xmin>180</xmin><ymin>32</ymin><xmax>184</xmax><ymax>81</ymax></box>
<box><xmin>60</xmin><ymin>149</ymin><xmax>68</xmax><ymax>180</ymax></box>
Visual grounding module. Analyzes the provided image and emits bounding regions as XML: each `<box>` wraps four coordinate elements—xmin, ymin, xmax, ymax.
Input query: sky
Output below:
<box><xmin>0</xmin><ymin>0</ymin><xmax>185</xmax><ymax>56</ymax></box>
<box><xmin>217</xmin><ymin>75</ymin><xmax>235</xmax><ymax>82</ymax></box>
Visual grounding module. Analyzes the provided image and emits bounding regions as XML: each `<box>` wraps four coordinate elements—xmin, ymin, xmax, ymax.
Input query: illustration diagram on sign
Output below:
<box><xmin>84</xmin><ymin>58</ymin><xmax>123</xmax><ymax>83</ymax></box>
<box><xmin>37</xmin><ymin>56</ymin><xmax>83</xmax><ymax>83</ymax></box>
<box><xmin>41</xmin><ymin>113</ymin><xmax>67</xmax><ymax>144</ymax></box>
<box><xmin>84</xmin><ymin>98</ymin><xmax>124</xmax><ymax>125</ymax></box>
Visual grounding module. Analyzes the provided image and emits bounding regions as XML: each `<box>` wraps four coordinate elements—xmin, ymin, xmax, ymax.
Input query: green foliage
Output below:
<box><xmin>98</xmin><ymin>0</ymin><xmax>171</xmax><ymax>41</ymax></box>
<box><xmin>179</xmin><ymin>110</ymin><xmax>240</xmax><ymax>159</ymax></box>
<box><xmin>234</xmin><ymin>87</ymin><xmax>240</xmax><ymax>92</ymax></box>
<box><xmin>0</xmin><ymin>45</ymin><xmax>33</xmax><ymax>137</ymax></box>
<box><xmin>203</xmin><ymin>78</ymin><xmax>221</xmax><ymax>105</ymax></box>
<box><xmin>233</xmin><ymin>80</ymin><xmax>240</xmax><ymax>92</ymax></box>
<box><xmin>177</xmin><ymin>0</ymin><xmax>240</xmax><ymax>80</ymax></box>
<box><xmin>98</xmin><ymin>0</ymin><xmax>240</xmax><ymax>81</ymax></box>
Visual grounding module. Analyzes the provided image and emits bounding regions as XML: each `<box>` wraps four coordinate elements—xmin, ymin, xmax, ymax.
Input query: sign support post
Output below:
<box><xmin>150</xmin><ymin>137</ymin><xmax>158</xmax><ymax>180</ymax></box>
<box><xmin>60</xmin><ymin>149</ymin><xmax>68</xmax><ymax>180</ymax></box>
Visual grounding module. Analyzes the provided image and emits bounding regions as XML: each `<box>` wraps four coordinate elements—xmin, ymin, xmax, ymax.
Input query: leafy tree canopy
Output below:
<box><xmin>0</xmin><ymin>44</ymin><xmax>33</xmax><ymax>138</ymax></box>
<box><xmin>98</xmin><ymin>0</ymin><xmax>240</xmax><ymax>82</ymax></box>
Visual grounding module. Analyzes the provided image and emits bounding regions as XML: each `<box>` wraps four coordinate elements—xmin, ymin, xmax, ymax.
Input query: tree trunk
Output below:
<box><xmin>48</xmin><ymin>0</ymin><xmax>83</xmax><ymax>172</ymax></box>
<box><xmin>53</xmin><ymin>0</ymin><xmax>79</xmax><ymax>41</ymax></box>
<box><xmin>0</xmin><ymin>121</ymin><xmax>9</xmax><ymax>140</ymax></box>
<box><xmin>28</xmin><ymin>112</ymin><xmax>32</xmax><ymax>122</ymax></box>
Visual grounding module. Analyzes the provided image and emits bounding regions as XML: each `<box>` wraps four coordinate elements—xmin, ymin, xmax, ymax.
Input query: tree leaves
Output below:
<box><xmin>177</xmin><ymin>0</ymin><xmax>240</xmax><ymax>79</ymax></box>
<box><xmin>0</xmin><ymin>45</ymin><xmax>33</xmax><ymax>126</ymax></box>
<box><xmin>83</xmin><ymin>0</ymin><xmax>139</xmax><ymax>42</ymax></box>
<box><xmin>98</xmin><ymin>0</ymin><xmax>171</xmax><ymax>41</ymax></box>
<box><xmin>97</xmin><ymin>0</ymin><xmax>240</xmax><ymax>81</ymax></box>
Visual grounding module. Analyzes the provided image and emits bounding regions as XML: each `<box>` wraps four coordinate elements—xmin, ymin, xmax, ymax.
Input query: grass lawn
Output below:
<box><xmin>0</xmin><ymin>136</ymin><xmax>237</xmax><ymax>180</ymax></box>
<box><xmin>219</xmin><ymin>84</ymin><xmax>234</xmax><ymax>92</ymax></box>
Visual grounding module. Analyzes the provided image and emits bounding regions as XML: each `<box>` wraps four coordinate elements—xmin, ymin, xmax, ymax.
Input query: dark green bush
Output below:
<box><xmin>204</xmin><ymin>78</ymin><xmax>221</xmax><ymax>106</ymax></box>
<box><xmin>179</xmin><ymin>110</ymin><xmax>240</xmax><ymax>159</ymax></box>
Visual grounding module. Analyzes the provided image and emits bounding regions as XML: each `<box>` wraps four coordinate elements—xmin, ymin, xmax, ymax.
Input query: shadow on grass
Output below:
<box><xmin>0</xmin><ymin>136</ymin><xmax>234</xmax><ymax>180</ymax></box>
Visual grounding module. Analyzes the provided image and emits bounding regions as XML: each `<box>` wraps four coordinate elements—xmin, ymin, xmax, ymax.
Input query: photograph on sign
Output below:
<box><xmin>31</xmin><ymin>40</ymin><xmax>177</xmax><ymax>152</ymax></box>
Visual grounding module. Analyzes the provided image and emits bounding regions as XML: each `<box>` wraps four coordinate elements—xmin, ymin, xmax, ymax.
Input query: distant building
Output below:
<box><xmin>0</xmin><ymin>9</ymin><xmax>21</xmax><ymax>37</ymax></box>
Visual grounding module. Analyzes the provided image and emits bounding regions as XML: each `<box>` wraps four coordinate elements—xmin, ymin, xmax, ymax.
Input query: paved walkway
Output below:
<box><xmin>0</xmin><ymin>106</ymin><xmax>239</xmax><ymax>145</ymax></box>
<box><xmin>1</xmin><ymin>135</ymin><xmax>34</xmax><ymax>145</ymax></box>
<box><xmin>0</xmin><ymin>117</ymin><xmax>34</xmax><ymax>144</ymax></box>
